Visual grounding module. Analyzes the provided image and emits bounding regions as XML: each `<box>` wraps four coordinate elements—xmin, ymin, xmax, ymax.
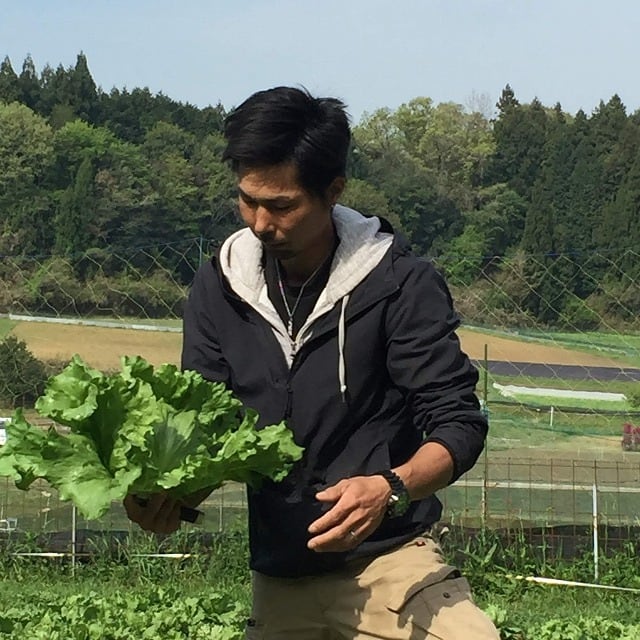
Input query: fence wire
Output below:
<box><xmin>0</xmin><ymin>242</ymin><xmax>639</xmax><ymax>547</ymax></box>
<box><xmin>1</xmin><ymin>457</ymin><xmax>638</xmax><ymax>552</ymax></box>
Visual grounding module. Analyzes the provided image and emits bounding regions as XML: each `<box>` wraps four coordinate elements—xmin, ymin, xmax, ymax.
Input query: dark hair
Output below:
<box><xmin>222</xmin><ymin>86</ymin><xmax>351</xmax><ymax>198</ymax></box>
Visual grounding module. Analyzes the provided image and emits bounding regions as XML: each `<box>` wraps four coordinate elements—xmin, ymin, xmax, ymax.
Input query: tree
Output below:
<box><xmin>0</xmin><ymin>56</ymin><xmax>20</xmax><ymax>104</ymax></box>
<box><xmin>67</xmin><ymin>52</ymin><xmax>99</xmax><ymax>122</ymax></box>
<box><xmin>51</xmin><ymin>120</ymin><xmax>119</xmax><ymax>187</ymax></box>
<box><xmin>340</xmin><ymin>178</ymin><xmax>406</xmax><ymax>235</ymax></box>
<box><xmin>18</xmin><ymin>54</ymin><xmax>40</xmax><ymax>111</ymax></box>
<box><xmin>489</xmin><ymin>86</ymin><xmax>549</xmax><ymax>198</ymax></box>
<box><xmin>142</xmin><ymin>121</ymin><xmax>196</xmax><ymax>160</ymax></box>
<box><xmin>0</xmin><ymin>335</ymin><xmax>47</xmax><ymax>408</ymax></box>
<box><xmin>192</xmin><ymin>132</ymin><xmax>239</xmax><ymax>245</ymax></box>
<box><xmin>599</xmin><ymin>149</ymin><xmax>640</xmax><ymax>277</ymax></box>
<box><xmin>352</xmin><ymin>104</ymin><xmax>463</xmax><ymax>255</ymax></box>
<box><xmin>98</xmin><ymin>87</ymin><xmax>175</xmax><ymax>143</ymax></box>
<box><xmin>0</xmin><ymin>102</ymin><xmax>54</xmax><ymax>252</ymax></box>
<box><xmin>518</xmin><ymin>106</ymin><xmax>596</xmax><ymax>324</ymax></box>
<box><xmin>466</xmin><ymin>184</ymin><xmax>528</xmax><ymax>257</ymax></box>
<box><xmin>415</xmin><ymin>102</ymin><xmax>494</xmax><ymax>210</ymax></box>
<box><xmin>89</xmin><ymin>142</ymin><xmax>155</xmax><ymax>249</ymax></box>
<box><xmin>39</xmin><ymin>63</ymin><xmax>73</xmax><ymax>123</ymax></box>
<box><xmin>54</xmin><ymin>155</ymin><xmax>95</xmax><ymax>257</ymax></box>
<box><xmin>393</xmin><ymin>97</ymin><xmax>434</xmax><ymax>157</ymax></box>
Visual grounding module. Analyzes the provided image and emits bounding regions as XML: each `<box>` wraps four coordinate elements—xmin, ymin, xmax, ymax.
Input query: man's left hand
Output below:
<box><xmin>307</xmin><ymin>475</ymin><xmax>391</xmax><ymax>552</ymax></box>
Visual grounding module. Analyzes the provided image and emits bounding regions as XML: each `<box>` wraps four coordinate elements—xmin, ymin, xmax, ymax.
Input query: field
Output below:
<box><xmin>3</xmin><ymin>318</ymin><xmax>640</xmax><ymax>530</ymax></box>
<box><xmin>2</xmin><ymin>320</ymin><xmax>640</xmax><ymax>638</ymax></box>
<box><xmin>8</xmin><ymin>320</ymin><xmax>183</xmax><ymax>369</ymax></box>
<box><xmin>4</xmin><ymin>319</ymin><xmax>636</xmax><ymax>370</ymax></box>
<box><xmin>3</xmin><ymin>319</ymin><xmax>639</xmax><ymax>461</ymax></box>
<box><xmin>1</xmin><ymin>526</ymin><xmax>639</xmax><ymax>639</ymax></box>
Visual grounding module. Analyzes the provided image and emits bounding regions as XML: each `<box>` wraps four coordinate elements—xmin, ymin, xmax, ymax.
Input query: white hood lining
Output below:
<box><xmin>218</xmin><ymin>205</ymin><xmax>393</xmax><ymax>394</ymax></box>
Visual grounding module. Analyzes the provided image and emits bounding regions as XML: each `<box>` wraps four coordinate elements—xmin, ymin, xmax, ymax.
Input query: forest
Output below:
<box><xmin>0</xmin><ymin>53</ymin><xmax>638</xmax><ymax>329</ymax></box>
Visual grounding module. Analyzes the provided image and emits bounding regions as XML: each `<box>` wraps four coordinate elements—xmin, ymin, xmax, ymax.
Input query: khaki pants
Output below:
<box><xmin>246</xmin><ymin>535</ymin><xmax>500</xmax><ymax>639</ymax></box>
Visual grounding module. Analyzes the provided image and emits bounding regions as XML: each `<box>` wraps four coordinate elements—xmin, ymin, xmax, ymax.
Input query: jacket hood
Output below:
<box><xmin>217</xmin><ymin>205</ymin><xmax>394</xmax><ymax>363</ymax></box>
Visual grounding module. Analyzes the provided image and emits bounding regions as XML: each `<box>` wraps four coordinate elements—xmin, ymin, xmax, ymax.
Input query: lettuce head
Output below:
<box><xmin>0</xmin><ymin>355</ymin><xmax>303</xmax><ymax>520</ymax></box>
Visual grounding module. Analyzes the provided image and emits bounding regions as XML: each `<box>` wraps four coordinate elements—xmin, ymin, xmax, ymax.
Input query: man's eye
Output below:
<box><xmin>240</xmin><ymin>196</ymin><xmax>257</xmax><ymax>207</ymax></box>
<box><xmin>272</xmin><ymin>204</ymin><xmax>292</xmax><ymax>212</ymax></box>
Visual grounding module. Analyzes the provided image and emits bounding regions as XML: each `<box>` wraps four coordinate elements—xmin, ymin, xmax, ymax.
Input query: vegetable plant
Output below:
<box><xmin>0</xmin><ymin>355</ymin><xmax>303</xmax><ymax>519</ymax></box>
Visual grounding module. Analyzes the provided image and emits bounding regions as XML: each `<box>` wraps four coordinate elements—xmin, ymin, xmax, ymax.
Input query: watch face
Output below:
<box><xmin>393</xmin><ymin>491</ymin><xmax>410</xmax><ymax>516</ymax></box>
<box><xmin>388</xmin><ymin>490</ymin><xmax>410</xmax><ymax>517</ymax></box>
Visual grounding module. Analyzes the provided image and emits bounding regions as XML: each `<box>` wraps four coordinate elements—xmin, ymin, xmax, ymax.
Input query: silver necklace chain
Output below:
<box><xmin>275</xmin><ymin>259</ymin><xmax>327</xmax><ymax>339</ymax></box>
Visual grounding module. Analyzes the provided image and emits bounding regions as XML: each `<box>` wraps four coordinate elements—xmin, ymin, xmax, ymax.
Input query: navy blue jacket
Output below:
<box><xmin>181</xmin><ymin>212</ymin><xmax>487</xmax><ymax>577</ymax></box>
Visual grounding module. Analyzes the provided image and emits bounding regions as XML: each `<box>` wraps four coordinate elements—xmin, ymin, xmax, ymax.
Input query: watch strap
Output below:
<box><xmin>374</xmin><ymin>469</ymin><xmax>410</xmax><ymax>517</ymax></box>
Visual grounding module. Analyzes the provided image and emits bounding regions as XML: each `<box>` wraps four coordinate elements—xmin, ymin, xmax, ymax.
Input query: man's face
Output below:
<box><xmin>236</xmin><ymin>163</ymin><xmax>336</xmax><ymax>262</ymax></box>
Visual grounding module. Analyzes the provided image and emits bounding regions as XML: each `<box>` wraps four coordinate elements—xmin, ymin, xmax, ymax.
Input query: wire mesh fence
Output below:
<box><xmin>1</xmin><ymin>456</ymin><xmax>638</xmax><ymax>547</ymax></box>
<box><xmin>0</xmin><ymin>241</ymin><xmax>639</xmax><ymax>552</ymax></box>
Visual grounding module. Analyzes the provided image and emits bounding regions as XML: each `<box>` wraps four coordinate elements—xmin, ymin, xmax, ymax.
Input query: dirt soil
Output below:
<box><xmin>10</xmin><ymin>322</ymin><xmax>626</xmax><ymax>371</ymax></box>
<box><xmin>12</xmin><ymin>322</ymin><xmax>183</xmax><ymax>370</ymax></box>
<box><xmin>458</xmin><ymin>328</ymin><xmax>626</xmax><ymax>367</ymax></box>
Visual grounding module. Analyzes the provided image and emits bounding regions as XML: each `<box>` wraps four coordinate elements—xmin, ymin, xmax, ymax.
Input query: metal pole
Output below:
<box><xmin>481</xmin><ymin>343</ymin><xmax>489</xmax><ymax>527</ymax></box>
<box><xmin>71</xmin><ymin>504</ymin><xmax>76</xmax><ymax>577</ymax></box>
<box><xmin>592</xmin><ymin>484</ymin><xmax>599</xmax><ymax>582</ymax></box>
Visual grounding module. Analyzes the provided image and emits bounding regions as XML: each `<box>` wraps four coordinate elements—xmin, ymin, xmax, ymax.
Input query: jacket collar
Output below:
<box><xmin>217</xmin><ymin>205</ymin><xmax>394</xmax><ymax>319</ymax></box>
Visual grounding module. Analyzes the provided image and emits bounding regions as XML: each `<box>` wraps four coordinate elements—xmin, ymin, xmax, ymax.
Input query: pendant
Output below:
<box><xmin>287</xmin><ymin>318</ymin><xmax>294</xmax><ymax>337</ymax></box>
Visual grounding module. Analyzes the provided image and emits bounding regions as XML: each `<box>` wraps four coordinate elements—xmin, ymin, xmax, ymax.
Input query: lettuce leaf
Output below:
<box><xmin>0</xmin><ymin>355</ymin><xmax>303</xmax><ymax>520</ymax></box>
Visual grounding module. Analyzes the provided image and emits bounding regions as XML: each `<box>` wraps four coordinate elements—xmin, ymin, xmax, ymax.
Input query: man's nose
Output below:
<box><xmin>252</xmin><ymin>206</ymin><xmax>274</xmax><ymax>235</ymax></box>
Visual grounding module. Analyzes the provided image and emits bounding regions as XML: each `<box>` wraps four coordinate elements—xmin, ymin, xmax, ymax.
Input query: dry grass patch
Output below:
<box><xmin>458</xmin><ymin>328</ymin><xmax>626</xmax><ymax>367</ymax></box>
<box><xmin>8</xmin><ymin>321</ymin><xmax>630</xmax><ymax>372</ymax></box>
<box><xmin>11</xmin><ymin>322</ymin><xmax>182</xmax><ymax>370</ymax></box>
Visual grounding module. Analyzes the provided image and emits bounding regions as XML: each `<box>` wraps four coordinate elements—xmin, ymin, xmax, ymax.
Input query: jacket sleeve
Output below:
<box><xmin>384</xmin><ymin>259</ymin><xmax>487</xmax><ymax>482</ymax></box>
<box><xmin>181</xmin><ymin>260</ymin><xmax>231</xmax><ymax>385</ymax></box>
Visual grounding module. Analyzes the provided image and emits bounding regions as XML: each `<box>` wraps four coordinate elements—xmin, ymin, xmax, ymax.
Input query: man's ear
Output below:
<box><xmin>327</xmin><ymin>177</ymin><xmax>346</xmax><ymax>206</ymax></box>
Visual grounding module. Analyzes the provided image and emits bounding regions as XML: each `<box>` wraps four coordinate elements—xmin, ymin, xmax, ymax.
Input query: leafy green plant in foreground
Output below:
<box><xmin>0</xmin><ymin>586</ymin><xmax>246</xmax><ymax>639</ymax></box>
<box><xmin>0</xmin><ymin>355</ymin><xmax>303</xmax><ymax>519</ymax></box>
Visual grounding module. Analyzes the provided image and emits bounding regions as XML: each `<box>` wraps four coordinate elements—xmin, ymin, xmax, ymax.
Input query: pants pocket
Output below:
<box><xmin>395</xmin><ymin>576</ymin><xmax>500</xmax><ymax>640</ymax></box>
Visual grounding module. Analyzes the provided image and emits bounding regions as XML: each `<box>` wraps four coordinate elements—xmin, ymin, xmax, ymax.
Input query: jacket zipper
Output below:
<box><xmin>284</xmin><ymin>341</ymin><xmax>303</xmax><ymax>419</ymax></box>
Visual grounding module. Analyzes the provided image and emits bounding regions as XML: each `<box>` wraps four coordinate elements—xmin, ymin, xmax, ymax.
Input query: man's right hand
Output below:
<box><xmin>123</xmin><ymin>492</ymin><xmax>182</xmax><ymax>534</ymax></box>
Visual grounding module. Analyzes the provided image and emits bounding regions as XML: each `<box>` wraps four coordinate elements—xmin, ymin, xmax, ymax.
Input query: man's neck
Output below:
<box><xmin>279</xmin><ymin>227</ymin><xmax>337</xmax><ymax>287</ymax></box>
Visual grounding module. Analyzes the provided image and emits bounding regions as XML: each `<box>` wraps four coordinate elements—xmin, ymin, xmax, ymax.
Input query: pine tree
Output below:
<box><xmin>54</xmin><ymin>155</ymin><xmax>95</xmax><ymax>257</ymax></box>
<box><xmin>0</xmin><ymin>56</ymin><xmax>20</xmax><ymax>103</ymax></box>
<box><xmin>489</xmin><ymin>86</ymin><xmax>549</xmax><ymax>198</ymax></box>
<box><xmin>68</xmin><ymin>52</ymin><xmax>98</xmax><ymax>121</ymax></box>
<box><xmin>18</xmin><ymin>54</ymin><xmax>41</xmax><ymax>111</ymax></box>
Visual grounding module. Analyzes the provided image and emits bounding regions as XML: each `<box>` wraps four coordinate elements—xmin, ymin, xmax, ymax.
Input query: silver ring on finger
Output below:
<box><xmin>348</xmin><ymin>529</ymin><xmax>358</xmax><ymax>540</ymax></box>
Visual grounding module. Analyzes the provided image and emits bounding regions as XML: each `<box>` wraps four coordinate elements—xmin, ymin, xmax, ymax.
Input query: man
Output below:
<box><xmin>125</xmin><ymin>86</ymin><xmax>499</xmax><ymax>639</ymax></box>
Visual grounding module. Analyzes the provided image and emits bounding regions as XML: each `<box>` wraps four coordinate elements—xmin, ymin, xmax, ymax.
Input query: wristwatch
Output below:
<box><xmin>375</xmin><ymin>469</ymin><xmax>411</xmax><ymax>518</ymax></box>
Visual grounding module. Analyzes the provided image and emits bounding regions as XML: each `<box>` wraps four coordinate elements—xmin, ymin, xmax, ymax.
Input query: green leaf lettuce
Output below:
<box><xmin>0</xmin><ymin>355</ymin><xmax>303</xmax><ymax>519</ymax></box>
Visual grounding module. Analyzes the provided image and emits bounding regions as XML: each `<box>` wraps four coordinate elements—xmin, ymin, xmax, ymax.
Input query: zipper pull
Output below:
<box><xmin>285</xmin><ymin>384</ymin><xmax>293</xmax><ymax>418</ymax></box>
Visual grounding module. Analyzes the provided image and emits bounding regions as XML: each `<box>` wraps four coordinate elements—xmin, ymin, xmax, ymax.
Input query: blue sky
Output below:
<box><xmin>2</xmin><ymin>0</ymin><xmax>639</xmax><ymax>122</ymax></box>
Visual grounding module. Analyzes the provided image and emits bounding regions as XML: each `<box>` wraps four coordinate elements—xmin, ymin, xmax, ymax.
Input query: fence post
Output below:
<box><xmin>71</xmin><ymin>504</ymin><xmax>77</xmax><ymax>577</ymax></box>
<box><xmin>219</xmin><ymin>484</ymin><xmax>224</xmax><ymax>532</ymax></box>
<box><xmin>481</xmin><ymin>344</ymin><xmax>489</xmax><ymax>528</ymax></box>
<box><xmin>592</xmin><ymin>483</ymin><xmax>599</xmax><ymax>582</ymax></box>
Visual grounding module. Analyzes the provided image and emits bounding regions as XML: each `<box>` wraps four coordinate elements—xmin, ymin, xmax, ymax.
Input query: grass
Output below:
<box><xmin>1</xmin><ymin>526</ymin><xmax>639</xmax><ymax>638</ymax></box>
<box><xmin>499</xmin><ymin>394</ymin><xmax>631</xmax><ymax>412</ymax></box>
<box><xmin>486</xmin><ymin>404</ymin><xmax>625</xmax><ymax>445</ymax></box>
<box><xmin>479</xmin><ymin>368</ymin><xmax>640</xmax><ymax>395</ymax></box>
<box><xmin>79</xmin><ymin>316</ymin><xmax>183</xmax><ymax>330</ymax></box>
<box><xmin>0</xmin><ymin>318</ymin><xmax>16</xmax><ymax>339</ymax></box>
<box><xmin>522</xmin><ymin>329</ymin><xmax>640</xmax><ymax>353</ymax></box>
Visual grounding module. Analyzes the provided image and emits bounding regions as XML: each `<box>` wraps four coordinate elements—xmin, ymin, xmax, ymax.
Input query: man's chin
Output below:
<box><xmin>263</xmin><ymin>244</ymin><xmax>295</xmax><ymax>261</ymax></box>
